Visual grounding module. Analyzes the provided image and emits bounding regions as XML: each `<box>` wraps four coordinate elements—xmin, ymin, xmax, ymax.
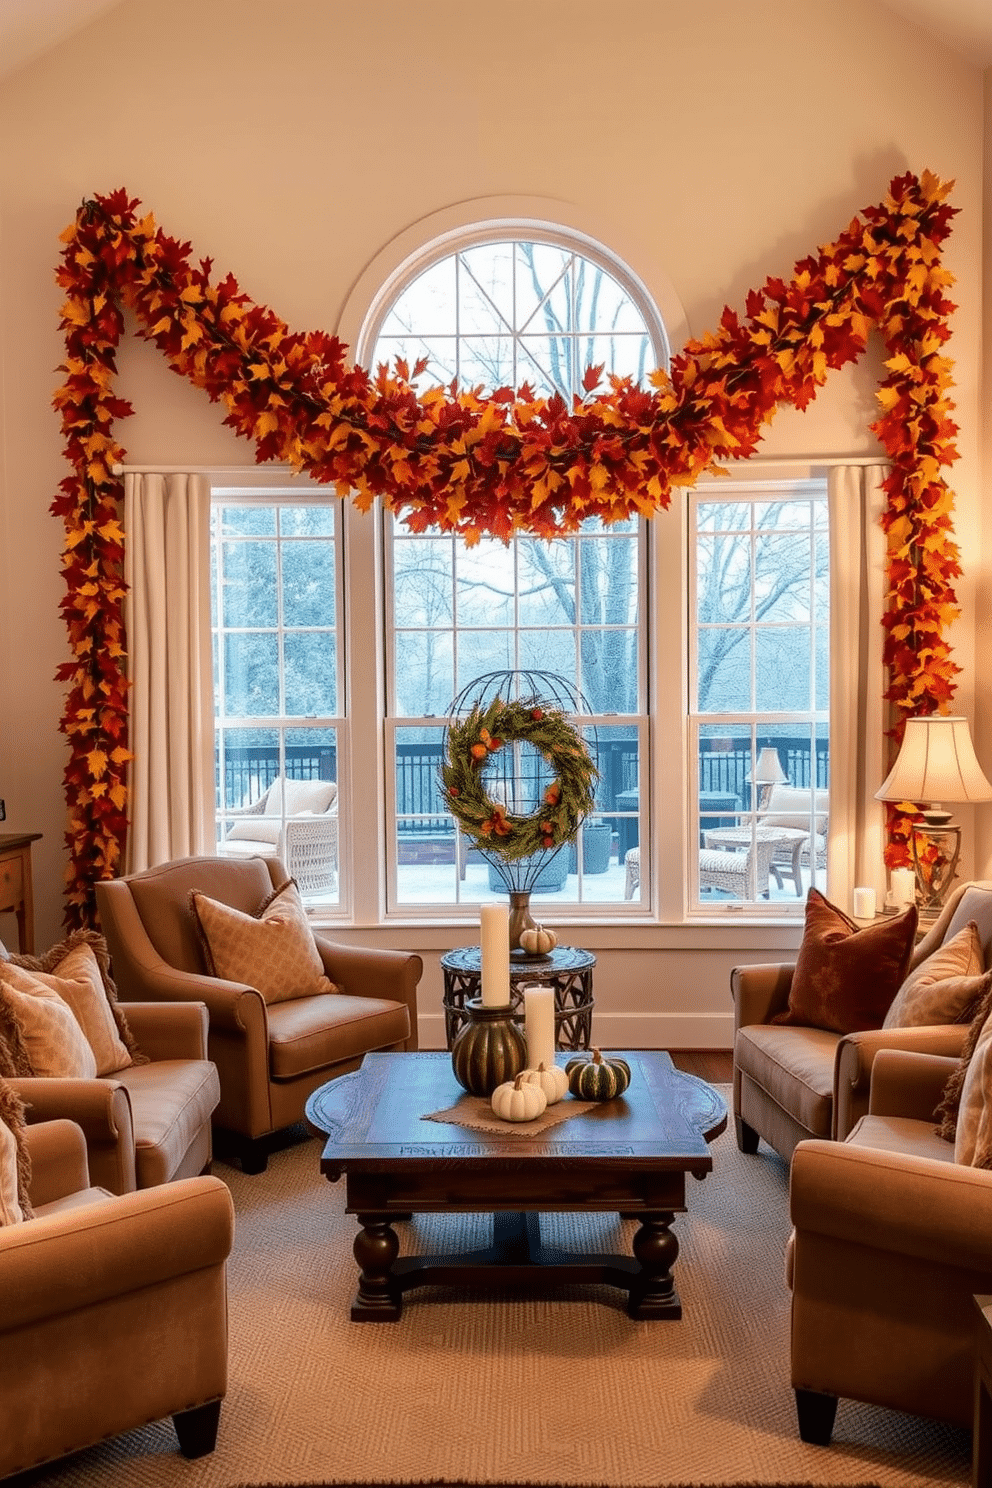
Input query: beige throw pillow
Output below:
<box><xmin>190</xmin><ymin>878</ymin><xmax>335</xmax><ymax>1005</ymax></box>
<box><xmin>0</xmin><ymin>1079</ymin><xmax>32</xmax><ymax>1225</ymax></box>
<box><xmin>0</xmin><ymin>964</ymin><xmax>98</xmax><ymax>1079</ymax></box>
<box><xmin>883</xmin><ymin>921</ymin><xmax>986</xmax><ymax>1029</ymax></box>
<box><xmin>9</xmin><ymin>931</ymin><xmax>144</xmax><ymax>1068</ymax></box>
<box><xmin>5</xmin><ymin>942</ymin><xmax>133</xmax><ymax>1076</ymax></box>
<box><xmin>952</xmin><ymin>1006</ymin><xmax>992</xmax><ymax>1167</ymax></box>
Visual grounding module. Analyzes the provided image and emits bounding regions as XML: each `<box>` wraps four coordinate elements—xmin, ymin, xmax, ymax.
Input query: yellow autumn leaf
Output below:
<box><xmin>87</xmin><ymin>748</ymin><xmax>108</xmax><ymax>779</ymax></box>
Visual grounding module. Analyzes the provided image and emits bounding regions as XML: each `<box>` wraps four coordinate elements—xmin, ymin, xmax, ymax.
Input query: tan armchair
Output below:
<box><xmin>731</xmin><ymin>878</ymin><xmax>992</xmax><ymax>1161</ymax></box>
<box><xmin>96</xmin><ymin>855</ymin><xmax>422</xmax><ymax>1173</ymax></box>
<box><xmin>7</xmin><ymin>999</ymin><xmax>220</xmax><ymax>1196</ymax></box>
<box><xmin>788</xmin><ymin>1046</ymin><xmax>992</xmax><ymax>1443</ymax></box>
<box><xmin>0</xmin><ymin>1118</ymin><xmax>233</xmax><ymax>1479</ymax></box>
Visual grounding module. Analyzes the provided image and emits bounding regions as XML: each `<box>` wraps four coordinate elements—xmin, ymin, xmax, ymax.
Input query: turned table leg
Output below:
<box><xmin>352</xmin><ymin>1213</ymin><xmax>402</xmax><ymax>1321</ymax></box>
<box><xmin>627</xmin><ymin>1211</ymin><xmax>681</xmax><ymax>1319</ymax></box>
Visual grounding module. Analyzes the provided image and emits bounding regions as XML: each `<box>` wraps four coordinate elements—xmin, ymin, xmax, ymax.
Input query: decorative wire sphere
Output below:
<box><xmin>442</xmin><ymin>669</ymin><xmax>599</xmax><ymax>894</ymax></box>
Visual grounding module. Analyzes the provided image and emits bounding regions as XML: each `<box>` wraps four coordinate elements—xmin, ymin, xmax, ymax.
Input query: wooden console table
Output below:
<box><xmin>0</xmin><ymin>834</ymin><xmax>41</xmax><ymax>954</ymax></box>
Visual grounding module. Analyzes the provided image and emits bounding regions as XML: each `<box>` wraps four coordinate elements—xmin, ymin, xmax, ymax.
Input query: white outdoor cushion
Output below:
<box><xmin>227</xmin><ymin>777</ymin><xmax>337</xmax><ymax>843</ymax></box>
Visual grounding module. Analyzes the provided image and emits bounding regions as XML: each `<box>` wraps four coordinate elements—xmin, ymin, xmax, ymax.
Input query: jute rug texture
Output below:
<box><xmin>25</xmin><ymin>1092</ymin><xmax>970</xmax><ymax>1488</ymax></box>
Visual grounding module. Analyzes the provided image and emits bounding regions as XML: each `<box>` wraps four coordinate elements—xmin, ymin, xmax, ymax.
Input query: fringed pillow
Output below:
<box><xmin>0</xmin><ymin>1077</ymin><xmax>33</xmax><ymax>1224</ymax></box>
<box><xmin>8</xmin><ymin>930</ymin><xmax>144</xmax><ymax>1070</ymax></box>
<box><xmin>0</xmin><ymin>965</ymin><xmax>98</xmax><ymax>1079</ymax></box>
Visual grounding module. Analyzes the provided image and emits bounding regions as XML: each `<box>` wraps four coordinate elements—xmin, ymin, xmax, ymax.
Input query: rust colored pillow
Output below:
<box><xmin>771</xmin><ymin>888</ymin><xmax>918</xmax><ymax>1035</ymax></box>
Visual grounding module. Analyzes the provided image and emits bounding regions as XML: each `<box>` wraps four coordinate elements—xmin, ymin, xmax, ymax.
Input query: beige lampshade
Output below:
<box><xmin>875</xmin><ymin>716</ymin><xmax>992</xmax><ymax>806</ymax></box>
<box><xmin>752</xmin><ymin>746</ymin><xmax>787</xmax><ymax>785</ymax></box>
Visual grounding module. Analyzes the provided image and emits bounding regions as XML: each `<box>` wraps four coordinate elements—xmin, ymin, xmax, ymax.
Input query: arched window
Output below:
<box><xmin>361</xmin><ymin>225</ymin><xmax>665</xmax><ymax>910</ymax></box>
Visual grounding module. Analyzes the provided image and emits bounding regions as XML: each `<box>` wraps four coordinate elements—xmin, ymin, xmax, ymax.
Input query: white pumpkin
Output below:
<box><xmin>519</xmin><ymin>924</ymin><xmax>558</xmax><ymax>955</ymax></box>
<box><xmin>521</xmin><ymin>1061</ymin><xmax>569</xmax><ymax>1105</ymax></box>
<box><xmin>491</xmin><ymin>1071</ymin><xmax>548</xmax><ymax>1122</ymax></box>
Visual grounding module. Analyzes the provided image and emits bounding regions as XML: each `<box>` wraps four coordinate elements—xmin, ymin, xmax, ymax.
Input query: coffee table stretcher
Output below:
<box><xmin>306</xmin><ymin>1051</ymin><xmax>726</xmax><ymax>1323</ymax></box>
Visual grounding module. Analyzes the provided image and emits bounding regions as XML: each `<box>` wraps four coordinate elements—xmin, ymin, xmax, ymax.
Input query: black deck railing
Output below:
<box><xmin>217</xmin><ymin>735</ymin><xmax>827</xmax><ymax>836</ymax></box>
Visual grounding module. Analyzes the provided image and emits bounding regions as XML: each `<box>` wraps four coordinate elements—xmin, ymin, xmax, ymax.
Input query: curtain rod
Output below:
<box><xmin>112</xmin><ymin>454</ymin><xmax>885</xmax><ymax>476</ymax></box>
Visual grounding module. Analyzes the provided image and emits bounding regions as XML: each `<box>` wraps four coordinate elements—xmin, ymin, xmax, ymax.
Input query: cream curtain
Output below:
<box><xmin>124</xmin><ymin>472</ymin><xmax>214</xmax><ymax>873</ymax></box>
<box><xmin>827</xmin><ymin>463</ymin><xmax>889</xmax><ymax>914</ymax></box>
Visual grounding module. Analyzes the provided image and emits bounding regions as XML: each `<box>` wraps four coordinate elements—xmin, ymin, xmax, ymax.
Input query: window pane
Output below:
<box><xmin>394</xmin><ymin>631</ymin><xmax>453</xmax><ymax>717</ymax></box>
<box><xmin>457</xmin><ymin>630</ymin><xmax>513</xmax><ymax>685</ymax></box>
<box><xmin>284</xmin><ymin>632</ymin><xmax>337</xmax><ymax>717</ymax></box>
<box><xmin>218</xmin><ymin>506</ymin><xmax>276</xmax><ymax>537</ymax></box>
<box><xmin>212</xmin><ymin>497</ymin><xmax>343</xmax><ymax>910</ymax></box>
<box><xmin>456</xmin><ymin>541</ymin><xmax>513</xmax><ymax>626</ymax></box>
<box><xmin>698</xmin><ymin>628</ymin><xmax>751</xmax><ymax>712</ymax></box>
<box><xmin>282</xmin><ymin>540</ymin><xmax>336</xmax><ymax>628</ymax></box>
<box><xmin>221</xmin><ymin>541</ymin><xmax>277</xmax><ymax>627</ymax></box>
<box><xmin>690</xmin><ymin>484</ymin><xmax>829</xmax><ymax>910</ymax></box>
<box><xmin>223</xmin><ymin>633</ymin><xmax>279</xmax><ymax>715</ymax></box>
<box><xmin>216</xmin><ymin>726</ymin><xmax>280</xmax><ymax>810</ymax></box>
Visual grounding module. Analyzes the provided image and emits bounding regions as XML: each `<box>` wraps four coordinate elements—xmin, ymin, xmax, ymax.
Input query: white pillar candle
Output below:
<box><xmin>479</xmin><ymin>903</ymin><xmax>510</xmax><ymax>1006</ymax></box>
<box><xmin>523</xmin><ymin>985</ymin><xmax>556</xmax><ymax>1070</ymax></box>
<box><xmin>890</xmin><ymin>867</ymin><xmax>916</xmax><ymax>908</ymax></box>
<box><xmin>852</xmin><ymin>886</ymin><xmax>876</xmax><ymax>920</ymax></box>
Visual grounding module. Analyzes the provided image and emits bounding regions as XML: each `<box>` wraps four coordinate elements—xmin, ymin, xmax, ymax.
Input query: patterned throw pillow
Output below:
<box><xmin>883</xmin><ymin>921</ymin><xmax>987</xmax><ymax>1029</ymax></box>
<box><xmin>948</xmin><ymin>1003</ymin><xmax>992</xmax><ymax>1167</ymax></box>
<box><xmin>0</xmin><ymin>1078</ymin><xmax>32</xmax><ymax>1225</ymax></box>
<box><xmin>771</xmin><ymin>888</ymin><xmax>918</xmax><ymax>1035</ymax></box>
<box><xmin>1</xmin><ymin>941</ymin><xmax>133</xmax><ymax>1077</ymax></box>
<box><xmin>190</xmin><ymin>878</ymin><xmax>335</xmax><ymax>1005</ymax></box>
<box><xmin>8</xmin><ymin>931</ymin><xmax>144</xmax><ymax>1068</ymax></box>
<box><xmin>0</xmin><ymin>964</ymin><xmax>98</xmax><ymax>1079</ymax></box>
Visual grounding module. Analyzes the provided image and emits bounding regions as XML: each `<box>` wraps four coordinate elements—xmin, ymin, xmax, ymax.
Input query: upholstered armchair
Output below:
<box><xmin>788</xmin><ymin>1047</ymin><xmax>992</xmax><ymax>1443</ymax></box>
<box><xmin>219</xmin><ymin>775</ymin><xmax>338</xmax><ymax>896</ymax></box>
<box><xmin>96</xmin><ymin>855</ymin><xmax>422</xmax><ymax>1173</ymax></box>
<box><xmin>732</xmin><ymin>879</ymin><xmax>992</xmax><ymax>1161</ymax></box>
<box><xmin>7</xmin><ymin>998</ymin><xmax>220</xmax><ymax>1195</ymax></box>
<box><xmin>0</xmin><ymin>1118</ymin><xmax>233</xmax><ymax>1479</ymax></box>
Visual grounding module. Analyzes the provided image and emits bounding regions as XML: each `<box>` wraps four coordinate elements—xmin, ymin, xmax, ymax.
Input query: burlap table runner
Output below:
<box><xmin>422</xmin><ymin>1093</ymin><xmax>601</xmax><ymax>1137</ymax></box>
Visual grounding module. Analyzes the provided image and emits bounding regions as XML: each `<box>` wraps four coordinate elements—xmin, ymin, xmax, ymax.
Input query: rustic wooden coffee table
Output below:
<box><xmin>305</xmin><ymin>1049</ymin><xmax>726</xmax><ymax>1322</ymax></box>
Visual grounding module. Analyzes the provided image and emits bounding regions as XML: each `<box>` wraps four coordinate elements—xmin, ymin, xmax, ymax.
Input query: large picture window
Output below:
<box><xmin>364</xmin><ymin>230</ymin><xmax>662</xmax><ymax>910</ymax></box>
<box><xmin>211</xmin><ymin>493</ymin><xmax>343</xmax><ymax>906</ymax></box>
<box><xmin>689</xmin><ymin>482</ymin><xmax>829</xmax><ymax>911</ymax></box>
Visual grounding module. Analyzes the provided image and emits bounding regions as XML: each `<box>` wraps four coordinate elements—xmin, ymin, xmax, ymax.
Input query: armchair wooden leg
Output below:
<box><xmin>795</xmin><ymin>1388</ymin><xmax>838</xmax><ymax>1445</ymax></box>
<box><xmin>735</xmin><ymin>1114</ymin><xmax>760</xmax><ymax>1154</ymax></box>
<box><xmin>173</xmin><ymin>1398</ymin><xmax>222</xmax><ymax>1458</ymax></box>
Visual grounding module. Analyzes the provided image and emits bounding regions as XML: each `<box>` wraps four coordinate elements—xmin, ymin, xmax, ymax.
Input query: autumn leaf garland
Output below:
<box><xmin>53</xmin><ymin>170</ymin><xmax>961</xmax><ymax>923</ymax></box>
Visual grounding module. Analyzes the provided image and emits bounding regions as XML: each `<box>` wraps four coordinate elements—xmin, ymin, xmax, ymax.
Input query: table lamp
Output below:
<box><xmin>749</xmin><ymin>746</ymin><xmax>787</xmax><ymax>809</ymax></box>
<box><xmin>875</xmin><ymin>715</ymin><xmax>992</xmax><ymax>910</ymax></box>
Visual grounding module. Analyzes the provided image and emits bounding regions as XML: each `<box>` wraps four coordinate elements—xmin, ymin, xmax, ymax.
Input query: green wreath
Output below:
<box><xmin>440</xmin><ymin>696</ymin><xmax>598</xmax><ymax>862</ymax></box>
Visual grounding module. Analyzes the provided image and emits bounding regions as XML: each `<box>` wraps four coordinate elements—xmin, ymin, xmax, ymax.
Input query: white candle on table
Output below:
<box><xmin>890</xmin><ymin>868</ymin><xmax>916</xmax><ymax>908</ymax></box>
<box><xmin>523</xmin><ymin>985</ymin><xmax>556</xmax><ymax>1070</ymax></box>
<box><xmin>852</xmin><ymin>886</ymin><xmax>876</xmax><ymax>920</ymax></box>
<box><xmin>479</xmin><ymin>903</ymin><xmax>510</xmax><ymax>1006</ymax></box>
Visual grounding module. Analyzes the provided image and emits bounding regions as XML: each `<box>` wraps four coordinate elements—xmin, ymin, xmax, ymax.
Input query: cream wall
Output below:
<box><xmin>0</xmin><ymin>0</ymin><xmax>986</xmax><ymax>1047</ymax></box>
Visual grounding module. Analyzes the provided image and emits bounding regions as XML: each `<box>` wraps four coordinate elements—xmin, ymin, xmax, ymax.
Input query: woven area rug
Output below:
<box><xmin>23</xmin><ymin>1090</ymin><xmax>970</xmax><ymax>1488</ymax></box>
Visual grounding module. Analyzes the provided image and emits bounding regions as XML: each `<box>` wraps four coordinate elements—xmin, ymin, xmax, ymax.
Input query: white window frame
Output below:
<box><xmin>686</xmin><ymin>478</ymin><xmax>830</xmax><ymax>917</ymax></box>
<box><xmin>357</xmin><ymin>220</ymin><xmax>663</xmax><ymax>921</ymax></box>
